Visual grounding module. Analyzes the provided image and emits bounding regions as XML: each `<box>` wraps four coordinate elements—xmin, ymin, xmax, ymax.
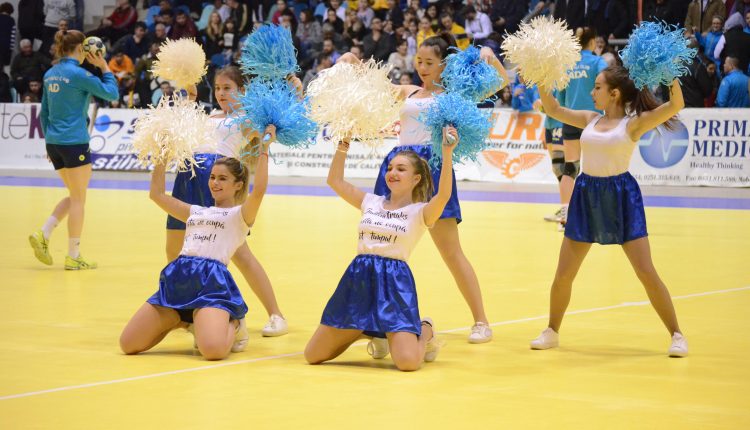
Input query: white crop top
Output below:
<box><xmin>580</xmin><ymin>115</ymin><xmax>636</xmax><ymax>177</ymax></box>
<box><xmin>192</xmin><ymin>114</ymin><xmax>246</xmax><ymax>157</ymax></box>
<box><xmin>357</xmin><ymin>193</ymin><xmax>429</xmax><ymax>261</ymax></box>
<box><xmin>398</xmin><ymin>94</ymin><xmax>434</xmax><ymax>146</ymax></box>
<box><xmin>180</xmin><ymin>205</ymin><xmax>249</xmax><ymax>265</ymax></box>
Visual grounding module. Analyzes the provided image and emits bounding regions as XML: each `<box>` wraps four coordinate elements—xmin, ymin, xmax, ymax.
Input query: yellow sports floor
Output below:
<box><xmin>1</xmin><ymin>183</ymin><xmax>749</xmax><ymax>429</ymax></box>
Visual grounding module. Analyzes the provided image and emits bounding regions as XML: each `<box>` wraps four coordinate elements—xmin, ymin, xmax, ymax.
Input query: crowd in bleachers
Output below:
<box><xmin>1</xmin><ymin>0</ymin><xmax>749</xmax><ymax>109</ymax></box>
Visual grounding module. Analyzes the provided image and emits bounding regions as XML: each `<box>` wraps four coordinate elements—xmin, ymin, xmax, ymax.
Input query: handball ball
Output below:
<box><xmin>83</xmin><ymin>37</ymin><xmax>106</xmax><ymax>57</ymax></box>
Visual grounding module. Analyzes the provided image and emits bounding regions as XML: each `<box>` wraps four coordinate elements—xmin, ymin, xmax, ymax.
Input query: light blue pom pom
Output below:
<box><xmin>231</xmin><ymin>79</ymin><xmax>318</xmax><ymax>148</ymax></box>
<box><xmin>620</xmin><ymin>21</ymin><xmax>697</xmax><ymax>89</ymax></box>
<box><xmin>239</xmin><ymin>25</ymin><xmax>300</xmax><ymax>80</ymax></box>
<box><xmin>420</xmin><ymin>92</ymin><xmax>492</xmax><ymax>166</ymax></box>
<box><xmin>440</xmin><ymin>46</ymin><xmax>504</xmax><ymax>102</ymax></box>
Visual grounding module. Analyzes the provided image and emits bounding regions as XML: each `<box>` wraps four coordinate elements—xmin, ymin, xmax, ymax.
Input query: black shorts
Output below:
<box><xmin>46</xmin><ymin>144</ymin><xmax>91</xmax><ymax>170</ymax></box>
<box><xmin>562</xmin><ymin>123</ymin><xmax>583</xmax><ymax>141</ymax></box>
<box><xmin>545</xmin><ymin>127</ymin><xmax>563</xmax><ymax>146</ymax></box>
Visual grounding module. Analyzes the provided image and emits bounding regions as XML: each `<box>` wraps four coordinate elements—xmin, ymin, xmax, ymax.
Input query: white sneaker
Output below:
<box><xmin>231</xmin><ymin>318</ymin><xmax>249</xmax><ymax>352</ymax></box>
<box><xmin>544</xmin><ymin>206</ymin><xmax>564</xmax><ymax>222</ymax></box>
<box><xmin>668</xmin><ymin>332</ymin><xmax>688</xmax><ymax>357</ymax></box>
<box><xmin>557</xmin><ymin>222</ymin><xmax>565</xmax><ymax>232</ymax></box>
<box><xmin>367</xmin><ymin>337</ymin><xmax>390</xmax><ymax>359</ymax></box>
<box><xmin>261</xmin><ymin>314</ymin><xmax>289</xmax><ymax>337</ymax></box>
<box><xmin>468</xmin><ymin>322</ymin><xmax>493</xmax><ymax>344</ymax></box>
<box><xmin>530</xmin><ymin>327</ymin><xmax>559</xmax><ymax>350</ymax></box>
<box><xmin>422</xmin><ymin>318</ymin><xmax>441</xmax><ymax>362</ymax></box>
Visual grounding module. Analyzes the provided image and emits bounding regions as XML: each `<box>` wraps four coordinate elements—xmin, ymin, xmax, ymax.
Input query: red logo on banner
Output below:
<box><xmin>482</xmin><ymin>151</ymin><xmax>546</xmax><ymax>178</ymax></box>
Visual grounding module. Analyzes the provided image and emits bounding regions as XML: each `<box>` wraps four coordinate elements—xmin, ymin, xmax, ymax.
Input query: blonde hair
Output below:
<box><xmin>54</xmin><ymin>30</ymin><xmax>85</xmax><ymax>58</ymax></box>
<box><xmin>213</xmin><ymin>157</ymin><xmax>250</xmax><ymax>203</ymax></box>
<box><xmin>393</xmin><ymin>150</ymin><xmax>434</xmax><ymax>203</ymax></box>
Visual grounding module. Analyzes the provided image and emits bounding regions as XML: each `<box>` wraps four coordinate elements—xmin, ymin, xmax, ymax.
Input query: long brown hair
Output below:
<box><xmin>54</xmin><ymin>30</ymin><xmax>85</xmax><ymax>59</ymax></box>
<box><xmin>393</xmin><ymin>150</ymin><xmax>434</xmax><ymax>203</ymax></box>
<box><xmin>600</xmin><ymin>64</ymin><xmax>676</xmax><ymax>129</ymax></box>
<box><xmin>213</xmin><ymin>157</ymin><xmax>250</xmax><ymax>203</ymax></box>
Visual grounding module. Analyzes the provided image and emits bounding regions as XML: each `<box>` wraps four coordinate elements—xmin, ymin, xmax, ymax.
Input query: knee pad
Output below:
<box><xmin>551</xmin><ymin>150</ymin><xmax>565</xmax><ymax>182</ymax></box>
<box><xmin>562</xmin><ymin>160</ymin><xmax>580</xmax><ymax>179</ymax></box>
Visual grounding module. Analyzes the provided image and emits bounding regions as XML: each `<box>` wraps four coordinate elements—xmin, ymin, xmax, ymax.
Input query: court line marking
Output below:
<box><xmin>1</xmin><ymin>285</ymin><xmax>748</xmax><ymax>401</ymax></box>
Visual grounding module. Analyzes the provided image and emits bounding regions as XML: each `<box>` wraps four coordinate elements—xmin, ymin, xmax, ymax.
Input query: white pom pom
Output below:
<box><xmin>307</xmin><ymin>60</ymin><xmax>402</xmax><ymax>146</ymax></box>
<box><xmin>501</xmin><ymin>17</ymin><xmax>581</xmax><ymax>90</ymax></box>
<box><xmin>151</xmin><ymin>38</ymin><xmax>207</xmax><ymax>89</ymax></box>
<box><xmin>132</xmin><ymin>95</ymin><xmax>216</xmax><ymax>175</ymax></box>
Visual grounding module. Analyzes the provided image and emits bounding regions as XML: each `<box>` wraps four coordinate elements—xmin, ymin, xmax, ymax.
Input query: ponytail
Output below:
<box><xmin>53</xmin><ymin>30</ymin><xmax>85</xmax><ymax>59</ymax></box>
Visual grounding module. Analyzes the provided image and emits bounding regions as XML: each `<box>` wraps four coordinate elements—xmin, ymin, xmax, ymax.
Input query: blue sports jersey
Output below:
<box><xmin>562</xmin><ymin>50</ymin><xmax>607</xmax><ymax>112</ymax></box>
<box><xmin>41</xmin><ymin>57</ymin><xmax>119</xmax><ymax>145</ymax></box>
<box><xmin>544</xmin><ymin>89</ymin><xmax>563</xmax><ymax>130</ymax></box>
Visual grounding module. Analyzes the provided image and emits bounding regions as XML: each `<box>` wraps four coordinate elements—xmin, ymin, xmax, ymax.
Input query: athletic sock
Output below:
<box><xmin>41</xmin><ymin>216</ymin><xmax>59</xmax><ymax>240</ymax></box>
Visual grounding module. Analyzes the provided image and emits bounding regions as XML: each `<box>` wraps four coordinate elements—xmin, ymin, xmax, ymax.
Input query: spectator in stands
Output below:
<box><xmin>115</xmin><ymin>22</ymin><xmax>150</xmax><ymax>63</ymax></box>
<box><xmin>715</xmin><ymin>17</ymin><xmax>750</xmax><ymax>74</ymax></box>
<box><xmin>416</xmin><ymin>16</ymin><xmax>435</xmax><ymax>47</ymax></box>
<box><xmin>202</xmin><ymin>12</ymin><xmax>224</xmax><ymax>58</ymax></box>
<box><xmin>593</xmin><ymin>36</ymin><xmax>618</xmax><ymax>66</ymax></box>
<box><xmin>108</xmin><ymin>51</ymin><xmax>135</xmax><ymax>82</ymax></box>
<box><xmin>153</xmin><ymin>10</ymin><xmax>175</xmax><ymax>35</ymax></box>
<box><xmin>440</xmin><ymin>13</ymin><xmax>469</xmax><ymax>50</ymax></box>
<box><xmin>356</xmin><ymin>0</ymin><xmax>375</xmax><ymax>28</ymax></box>
<box><xmin>11</xmin><ymin>39</ymin><xmax>51</xmax><ymax>96</ymax></box>
<box><xmin>522</xmin><ymin>0</ymin><xmax>553</xmax><ymax>23</ymax></box>
<box><xmin>591</xmin><ymin>0</ymin><xmax>630</xmax><ymax>40</ymax></box>
<box><xmin>88</xmin><ymin>0</ymin><xmax>138</xmax><ymax>44</ymax></box>
<box><xmin>0</xmin><ymin>71</ymin><xmax>11</xmax><ymax>102</ymax></box>
<box><xmin>226</xmin><ymin>0</ymin><xmax>250</xmax><ymax>35</ymax></box>
<box><xmin>716</xmin><ymin>56</ymin><xmax>750</xmax><ymax>106</ymax></box>
<box><xmin>678</xmin><ymin>38</ymin><xmax>713</xmax><ymax>107</ymax></box>
<box><xmin>349</xmin><ymin>43</ymin><xmax>364</xmax><ymax>60</ymax></box>
<box><xmin>153</xmin><ymin>80</ymin><xmax>174</xmax><ymax>105</ymax></box>
<box><xmin>169</xmin><ymin>9</ymin><xmax>199</xmax><ymax>39</ymax></box>
<box><xmin>0</xmin><ymin>2</ymin><xmax>15</xmax><ymax>69</ymax></box>
<box><xmin>22</xmin><ymin>92</ymin><xmax>40</xmax><ymax>103</ymax></box>
<box><xmin>695</xmin><ymin>15</ymin><xmax>724</xmax><ymax>69</ymax></box>
<box><xmin>298</xmin><ymin>9</ymin><xmax>323</xmax><ymax>57</ymax></box>
<box><xmin>387</xmin><ymin>39</ymin><xmax>414</xmax><ymax>81</ymax></box>
<box><xmin>302</xmin><ymin>53</ymin><xmax>333</xmax><ymax>89</ymax></box>
<box><xmin>320</xmin><ymin>37</ymin><xmax>341</xmax><ymax>64</ymax></box>
<box><xmin>134</xmin><ymin>41</ymin><xmax>161</xmax><ymax>104</ymax></box>
<box><xmin>117</xmin><ymin>73</ymin><xmax>142</xmax><ymax>108</ymax></box>
<box><xmin>384</xmin><ymin>0</ymin><xmax>404</xmax><ymax>28</ymax></box>
<box><xmin>325</xmin><ymin>7</ymin><xmax>346</xmax><ymax>33</ymax></box>
<box><xmin>704</xmin><ymin>61</ymin><xmax>721</xmax><ymax>106</ymax></box>
<box><xmin>271</xmin><ymin>0</ymin><xmax>289</xmax><ymax>25</ymax></box>
<box><xmin>464</xmin><ymin>5</ymin><xmax>492</xmax><ymax>45</ymax></box>
<box><xmin>643</xmin><ymin>0</ymin><xmax>682</xmax><ymax>26</ymax></box>
<box><xmin>403</xmin><ymin>19</ymin><xmax>418</xmax><ymax>55</ymax></box>
<box><xmin>490</xmin><ymin>0</ymin><xmax>526</xmax><ymax>36</ymax></box>
<box><xmin>399</xmin><ymin>72</ymin><xmax>412</xmax><ymax>85</ymax></box>
<box><xmin>497</xmin><ymin>84</ymin><xmax>512</xmax><ymax>106</ymax></box>
<box><xmin>42</xmin><ymin>0</ymin><xmax>76</xmax><ymax>56</ymax></box>
<box><xmin>425</xmin><ymin>4</ymin><xmax>439</xmax><ymax>31</ymax></box>
<box><xmin>407</xmin><ymin>0</ymin><xmax>424</xmax><ymax>20</ymax></box>
<box><xmin>362</xmin><ymin>17</ymin><xmax>395</xmax><ymax>62</ymax></box>
<box><xmin>17</xmin><ymin>0</ymin><xmax>45</xmax><ymax>46</ymax></box>
<box><xmin>151</xmin><ymin>23</ymin><xmax>168</xmax><ymax>46</ymax></box>
<box><xmin>220</xmin><ymin>18</ymin><xmax>239</xmax><ymax>52</ymax></box>
<box><xmin>325</xmin><ymin>0</ymin><xmax>347</xmax><ymax>22</ymax></box>
<box><xmin>27</xmin><ymin>77</ymin><xmax>43</xmax><ymax>100</ymax></box>
<box><xmin>724</xmin><ymin>0</ymin><xmax>750</xmax><ymax>31</ymax></box>
<box><xmin>686</xmin><ymin>0</ymin><xmax>726</xmax><ymax>34</ymax></box>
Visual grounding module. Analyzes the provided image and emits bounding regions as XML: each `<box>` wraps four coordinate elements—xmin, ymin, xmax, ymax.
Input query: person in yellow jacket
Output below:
<box><xmin>416</xmin><ymin>16</ymin><xmax>435</xmax><ymax>47</ymax></box>
<box><xmin>439</xmin><ymin>12</ymin><xmax>469</xmax><ymax>50</ymax></box>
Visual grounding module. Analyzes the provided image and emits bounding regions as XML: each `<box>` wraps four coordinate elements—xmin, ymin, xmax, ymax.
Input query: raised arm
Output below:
<box><xmin>241</xmin><ymin>125</ymin><xmax>273</xmax><ymax>226</ymax></box>
<box><xmin>627</xmin><ymin>80</ymin><xmax>684</xmax><ymax>141</ymax></box>
<box><xmin>422</xmin><ymin>127</ymin><xmax>457</xmax><ymax>225</ymax></box>
<box><xmin>538</xmin><ymin>84</ymin><xmax>599</xmax><ymax>129</ymax></box>
<box><xmin>479</xmin><ymin>46</ymin><xmax>509</xmax><ymax>94</ymax></box>
<box><xmin>327</xmin><ymin>139</ymin><xmax>366</xmax><ymax>209</ymax></box>
<box><xmin>150</xmin><ymin>163</ymin><xmax>192</xmax><ymax>221</ymax></box>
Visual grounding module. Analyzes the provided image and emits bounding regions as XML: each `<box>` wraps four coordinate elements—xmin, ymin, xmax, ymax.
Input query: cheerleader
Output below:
<box><xmin>531</xmin><ymin>65</ymin><xmax>688</xmax><ymax>357</ymax></box>
<box><xmin>338</xmin><ymin>34</ymin><xmax>508</xmax><ymax>347</ymax></box>
<box><xmin>165</xmin><ymin>66</ymin><xmax>288</xmax><ymax>337</ymax></box>
<box><xmin>28</xmin><ymin>30</ymin><xmax>119</xmax><ymax>270</ymax></box>
<box><xmin>304</xmin><ymin>128</ymin><xmax>459</xmax><ymax>371</ymax></box>
<box><xmin>119</xmin><ymin>127</ymin><xmax>275</xmax><ymax>360</ymax></box>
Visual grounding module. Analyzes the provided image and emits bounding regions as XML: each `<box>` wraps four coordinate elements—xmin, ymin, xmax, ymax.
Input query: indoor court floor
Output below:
<box><xmin>0</xmin><ymin>172</ymin><xmax>748</xmax><ymax>429</ymax></box>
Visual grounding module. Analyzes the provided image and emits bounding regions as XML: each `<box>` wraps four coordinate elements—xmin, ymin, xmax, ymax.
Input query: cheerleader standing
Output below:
<box><xmin>304</xmin><ymin>128</ymin><xmax>459</xmax><ymax>371</ymax></box>
<box><xmin>338</xmin><ymin>34</ymin><xmax>508</xmax><ymax>345</ymax></box>
<box><xmin>532</xmin><ymin>65</ymin><xmax>688</xmax><ymax>357</ymax></box>
<box><xmin>120</xmin><ymin>127</ymin><xmax>275</xmax><ymax>360</ymax></box>
<box><xmin>165</xmin><ymin>66</ymin><xmax>288</xmax><ymax>336</ymax></box>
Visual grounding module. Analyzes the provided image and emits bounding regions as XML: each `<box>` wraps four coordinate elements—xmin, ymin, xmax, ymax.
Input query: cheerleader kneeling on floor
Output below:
<box><xmin>119</xmin><ymin>126</ymin><xmax>275</xmax><ymax>360</ymax></box>
<box><xmin>304</xmin><ymin>127</ymin><xmax>459</xmax><ymax>371</ymax></box>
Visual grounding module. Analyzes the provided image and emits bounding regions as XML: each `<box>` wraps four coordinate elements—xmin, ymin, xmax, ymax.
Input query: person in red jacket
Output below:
<box><xmin>87</xmin><ymin>0</ymin><xmax>137</xmax><ymax>44</ymax></box>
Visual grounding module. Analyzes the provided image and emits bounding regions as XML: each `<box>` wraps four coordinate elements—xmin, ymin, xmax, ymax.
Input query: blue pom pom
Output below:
<box><xmin>441</xmin><ymin>46</ymin><xmax>504</xmax><ymax>102</ymax></box>
<box><xmin>619</xmin><ymin>21</ymin><xmax>697</xmax><ymax>89</ymax></box>
<box><xmin>239</xmin><ymin>25</ymin><xmax>300</xmax><ymax>80</ymax></box>
<box><xmin>231</xmin><ymin>79</ymin><xmax>318</xmax><ymax>148</ymax></box>
<box><xmin>420</xmin><ymin>92</ymin><xmax>492</xmax><ymax>166</ymax></box>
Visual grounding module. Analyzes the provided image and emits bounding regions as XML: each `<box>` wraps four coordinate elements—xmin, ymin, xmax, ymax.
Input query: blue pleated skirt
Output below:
<box><xmin>374</xmin><ymin>144</ymin><xmax>462</xmax><ymax>223</ymax></box>
<box><xmin>565</xmin><ymin>172</ymin><xmax>648</xmax><ymax>245</ymax></box>
<box><xmin>147</xmin><ymin>255</ymin><xmax>248</xmax><ymax>323</ymax></box>
<box><xmin>321</xmin><ymin>254</ymin><xmax>422</xmax><ymax>338</ymax></box>
<box><xmin>166</xmin><ymin>153</ymin><xmax>220</xmax><ymax>230</ymax></box>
